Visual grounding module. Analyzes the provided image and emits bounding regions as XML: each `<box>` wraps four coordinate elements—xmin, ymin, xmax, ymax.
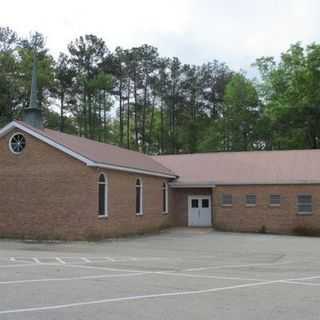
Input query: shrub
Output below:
<box><xmin>259</xmin><ymin>225</ymin><xmax>267</xmax><ymax>234</ymax></box>
<box><xmin>293</xmin><ymin>226</ymin><xmax>320</xmax><ymax>237</ymax></box>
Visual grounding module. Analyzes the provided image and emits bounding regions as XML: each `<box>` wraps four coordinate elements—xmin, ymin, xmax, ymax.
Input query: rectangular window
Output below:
<box><xmin>297</xmin><ymin>194</ymin><xmax>312</xmax><ymax>215</ymax></box>
<box><xmin>221</xmin><ymin>194</ymin><xmax>232</xmax><ymax>207</ymax></box>
<box><xmin>246</xmin><ymin>194</ymin><xmax>256</xmax><ymax>206</ymax></box>
<box><xmin>270</xmin><ymin>194</ymin><xmax>281</xmax><ymax>206</ymax></box>
<box><xmin>191</xmin><ymin>199</ymin><xmax>199</xmax><ymax>208</ymax></box>
<box><xmin>202</xmin><ymin>199</ymin><xmax>209</xmax><ymax>208</ymax></box>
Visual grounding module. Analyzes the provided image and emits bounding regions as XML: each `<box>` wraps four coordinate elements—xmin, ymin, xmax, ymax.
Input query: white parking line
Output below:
<box><xmin>0</xmin><ymin>279</ymin><xmax>285</xmax><ymax>315</ymax></box>
<box><xmin>55</xmin><ymin>258</ymin><xmax>66</xmax><ymax>265</ymax></box>
<box><xmin>32</xmin><ymin>258</ymin><xmax>41</xmax><ymax>264</ymax></box>
<box><xmin>1</xmin><ymin>270</ymin><xmax>318</xmax><ymax>315</ymax></box>
<box><xmin>53</xmin><ymin>262</ymin><xmax>288</xmax><ymax>283</ymax></box>
<box><xmin>157</xmin><ymin>271</ymin><xmax>266</xmax><ymax>282</ymax></box>
<box><xmin>283</xmin><ymin>281</ymin><xmax>320</xmax><ymax>287</ymax></box>
<box><xmin>81</xmin><ymin>257</ymin><xmax>91</xmax><ymax>263</ymax></box>
<box><xmin>0</xmin><ymin>272</ymin><xmax>149</xmax><ymax>285</ymax></box>
<box><xmin>184</xmin><ymin>261</ymin><xmax>294</xmax><ymax>272</ymax></box>
<box><xmin>104</xmin><ymin>257</ymin><xmax>116</xmax><ymax>262</ymax></box>
<box><xmin>62</xmin><ymin>263</ymin><xmax>151</xmax><ymax>274</ymax></box>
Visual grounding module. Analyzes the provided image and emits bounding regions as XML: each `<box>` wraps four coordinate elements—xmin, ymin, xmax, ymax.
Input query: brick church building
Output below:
<box><xmin>1</xmin><ymin>62</ymin><xmax>320</xmax><ymax>240</ymax></box>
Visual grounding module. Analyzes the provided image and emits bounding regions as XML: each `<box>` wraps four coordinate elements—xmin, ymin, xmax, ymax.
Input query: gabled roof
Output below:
<box><xmin>153</xmin><ymin>150</ymin><xmax>320</xmax><ymax>186</ymax></box>
<box><xmin>0</xmin><ymin>121</ymin><xmax>176</xmax><ymax>178</ymax></box>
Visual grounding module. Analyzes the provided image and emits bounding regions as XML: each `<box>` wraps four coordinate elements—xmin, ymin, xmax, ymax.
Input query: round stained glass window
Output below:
<box><xmin>9</xmin><ymin>133</ymin><xmax>26</xmax><ymax>154</ymax></box>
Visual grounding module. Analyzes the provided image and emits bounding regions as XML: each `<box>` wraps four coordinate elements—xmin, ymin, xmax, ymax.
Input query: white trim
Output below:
<box><xmin>136</xmin><ymin>178</ymin><xmax>143</xmax><ymax>216</ymax></box>
<box><xmin>169</xmin><ymin>182</ymin><xmax>216</xmax><ymax>188</ymax></box>
<box><xmin>0</xmin><ymin>122</ymin><xmax>176</xmax><ymax>179</ymax></box>
<box><xmin>88</xmin><ymin>162</ymin><xmax>176</xmax><ymax>178</ymax></box>
<box><xmin>8</xmin><ymin>132</ymin><xmax>26</xmax><ymax>154</ymax></box>
<box><xmin>211</xmin><ymin>180</ymin><xmax>320</xmax><ymax>185</ymax></box>
<box><xmin>171</xmin><ymin>180</ymin><xmax>320</xmax><ymax>187</ymax></box>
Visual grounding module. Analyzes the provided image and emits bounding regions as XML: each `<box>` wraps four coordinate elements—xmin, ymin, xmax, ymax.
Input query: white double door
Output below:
<box><xmin>188</xmin><ymin>196</ymin><xmax>212</xmax><ymax>227</ymax></box>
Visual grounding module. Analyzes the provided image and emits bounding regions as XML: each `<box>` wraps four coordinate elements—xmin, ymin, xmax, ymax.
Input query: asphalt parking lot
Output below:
<box><xmin>0</xmin><ymin>228</ymin><xmax>320</xmax><ymax>319</ymax></box>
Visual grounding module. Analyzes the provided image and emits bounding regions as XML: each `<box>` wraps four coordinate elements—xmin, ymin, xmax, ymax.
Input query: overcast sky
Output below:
<box><xmin>1</xmin><ymin>0</ymin><xmax>319</xmax><ymax>75</ymax></box>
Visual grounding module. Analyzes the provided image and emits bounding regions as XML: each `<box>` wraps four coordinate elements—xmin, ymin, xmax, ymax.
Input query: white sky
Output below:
<box><xmin>1</xmin><ymin>0</ymin><xmax>319</xmax><ymax>75</ymax></box>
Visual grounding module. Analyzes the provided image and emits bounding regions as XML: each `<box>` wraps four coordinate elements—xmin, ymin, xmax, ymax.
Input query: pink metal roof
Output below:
<box><xmin>14</xmin><ymin>121</ymin><xmax>176</xmax><ymax>177</ymax></box>
<box><xmin>6</xmin><ymin>121</ymin><xmax>320</xmax><ymax>184</ymax></box>
<box><xmin>153</xmin><ymin>150</ymin><xmax>320</xmax><ymax>185</ymax></box>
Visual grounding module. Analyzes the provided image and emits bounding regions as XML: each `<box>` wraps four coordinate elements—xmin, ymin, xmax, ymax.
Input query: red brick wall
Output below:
<box><xmin>0</xmin><ymin>130</ymin><xmax>172</xmax><ymax>240</ymax></box>
<box><xmin>213</xmin><ymin>185</ymin><xmax>320</xmax><ymax>234</ymax></box>
<box><xmin>170</xmin><ymin>188</ymin><xmax>212</xmax><ymax>226</ymax></box>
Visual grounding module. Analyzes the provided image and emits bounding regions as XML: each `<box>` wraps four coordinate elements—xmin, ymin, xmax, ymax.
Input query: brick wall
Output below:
<box><xmin>0</xmin><ymin>130</ymin><xmax>172</xmax><ymax>240</ymax></box>
<box><xmin>213</xmin><ymin>185</ymin><xmax>320</xmax><ymax>234</ymax></box>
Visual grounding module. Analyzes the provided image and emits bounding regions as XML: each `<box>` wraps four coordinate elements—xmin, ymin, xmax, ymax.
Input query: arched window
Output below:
<box><xmin>136</xmin><ymin>178</ymin><xmax>143</xmax><ymax>215</ymax></box>
<box><xmin>98</xmin><ymin>174</ymin><xmax>108</xmax><ymax>216</ymax></box>
<box><xmin>162</xmin><ymin>182</ymin><xmax>168</xmax><ymax>213</ymax></box>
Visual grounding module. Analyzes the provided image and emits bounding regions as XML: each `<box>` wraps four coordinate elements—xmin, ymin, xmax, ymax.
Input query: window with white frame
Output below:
<box><xmin>297</xmin><ymin>194</ymin><xmax>312</xmax><ymax>215</ymax></box>
<box><xmin>270</xmin><ymin>194</ymin><xmax>281</xmax><ymax>206</ymax></box>
<box><xmin>246</xmin><ymin>194</ymin><xmax>256</xmax><ymax>206</ymax></box>
<box><xmin>221</xmin><ymin>194</ymin><xmax>233</xmax><ymax>207</ymax></box>
<box><xmin>136</xmin><ymin>178</ymin><xmax>143</xmax><ymax>215</ymax></box>
<box><xmin>9</xmin><ymin>133</ymin><xmax>26</xmax><ymax>154</ymax></box>
<box><xmin>98</xmin><ymin>174</ymin><xmax>108</xmax><ymax>216</ymax></box>
<box><xmin>162</xmin><ymin>182</ymin><xmax>168</xmax><ymax>213</ymax></box>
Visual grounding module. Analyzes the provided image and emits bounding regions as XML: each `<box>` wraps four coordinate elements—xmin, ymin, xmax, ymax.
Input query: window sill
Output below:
<box><xmin>162</xmin><ymin>211</ymin><xmax>169</xmax><ymax>215</ymax></box>
<box><xmin>136</xmin><ymin>213</ymin><xmax>144</xmax><ymax>216</ymax></box>
<box><xmin>269</xmin><ymin>204</ymin><xmax>280</xmax><ymax>207</ymax></box>
<box><xmin>98</xmin><ymin>215</ymin><xmax>108</xmax><ymax>219</ymax></box>
<box><xmin>245</xmin><ymin>204</ymin><xmax>256</xmax><ymax>207</ymax></box>
<box><xmin>297</xmin><ymin>212</ymin><xmax>313</xmax><ymax>216</ymax></box>
<box><xmin>221</xmin><ymin>204</ymin><xmax>233</xmax><ymax>207</ymax></box>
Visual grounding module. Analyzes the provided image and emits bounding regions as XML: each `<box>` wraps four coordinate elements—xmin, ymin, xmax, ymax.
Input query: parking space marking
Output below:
<box><xmin>104</xmin><ymin>257</ymin><xmax>116</xmax><ymax>262</ymax></box>
<box><xmin>184</xmin><ymin>260</ymin><xmax>294</xmax><ymax>272</ymax></box>
<box><xmin>0</xmin><ymin>279</ymin><xmax>286</xmax><ymax>315</ymax></box>
<box><xmin>32</xmin><ymin>258</ymin><xmax>41</xmax><ymax>264</ymax></box>
<box><xmin>157</xmin><ymin>271</ymin><xmax>267</xmax><ymax>282</ymax></box>
<box><xmin>1</xmin><ymin>269</ymin><xmax>319</xmax><ymax>315</ymax></box>
<box><xmin>3</xmin><ymin>256</ymin><xmax>166</xmax><ymax>264</ymax></box>
<box><xmin>283</xmin><ymin>281</ymin><xmax>320</xmax><ymax>286</ymax></box>
<box><xmin>55</xmin><ymin>257</ymin><xmax>66</xmax><ymax>265</ymax></box>
<box><xmin>0</xmin><ymin>263</ymin><xmax>56</xmax><ymax>269</ymax></box>
<box><xmin>0</xmin><ymin>272</ymin><xmax>150</xmax><ymax>286</ymax></box>
<box><xmin>61</xmin><ymin>263</ymin><xmax>154</xmax><ymax>274</ymax></box>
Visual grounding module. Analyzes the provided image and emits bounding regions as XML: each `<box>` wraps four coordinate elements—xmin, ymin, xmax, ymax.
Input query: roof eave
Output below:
<box><xmin>214</xmin><ymin>181</ymin><xmax>320</xmax><ymax>185</ymax></box>
<box><xmin>87</xmin><ymin>162</ymin><xmax>177</xmax><ymax>178</ymax></box>
<box><xmin>169</xmin><ymin>182</ymin><xmax>216</xmax><ymax>188</ymax></box>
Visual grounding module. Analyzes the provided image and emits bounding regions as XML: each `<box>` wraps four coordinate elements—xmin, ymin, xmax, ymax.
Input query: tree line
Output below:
<box><xmin>1</xmin><ymin>26</ymin><xmax>320</xmax><ymax>154</ymax></box>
